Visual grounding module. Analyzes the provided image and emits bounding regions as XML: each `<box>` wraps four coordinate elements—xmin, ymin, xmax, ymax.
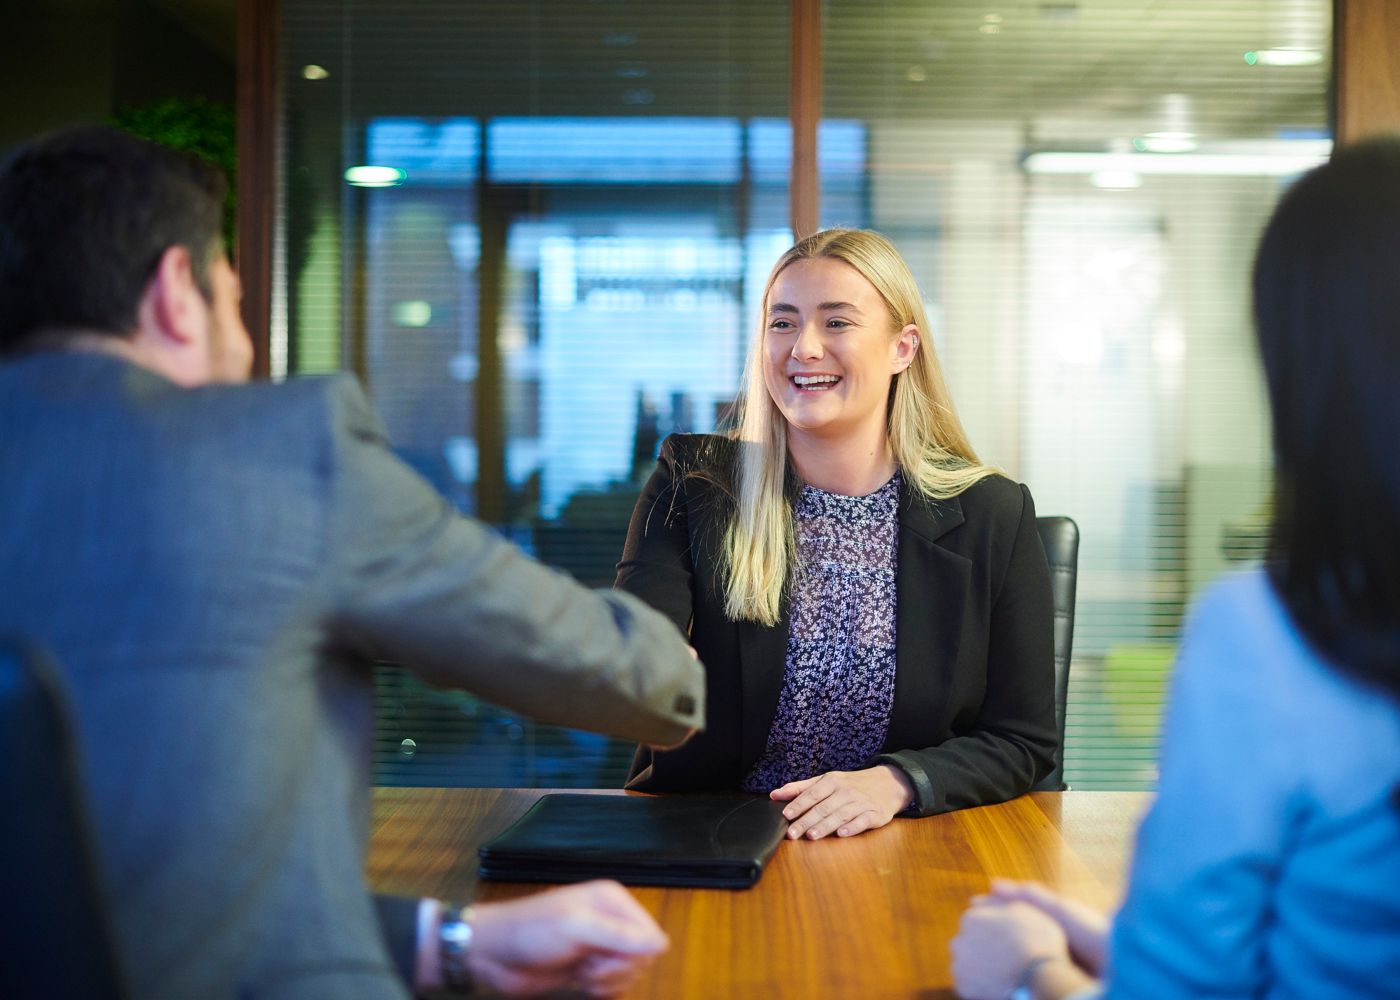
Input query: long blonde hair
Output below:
<box><xmin>722</xmin><ymin>228</ymin><xmax>996</xmax><ymax>624</ymax></box>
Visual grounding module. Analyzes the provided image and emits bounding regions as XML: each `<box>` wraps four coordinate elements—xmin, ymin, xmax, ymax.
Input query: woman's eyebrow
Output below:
<box><xmin>767</xmin><ymin>300</ymin><xmax>863</xmax><ymax>314</ymax></box>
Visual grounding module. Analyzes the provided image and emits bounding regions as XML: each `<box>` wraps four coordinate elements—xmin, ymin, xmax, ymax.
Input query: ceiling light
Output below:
<box><xmin>302</xmin><ymin>64</ymin><xmax>329</xmax><ymax>81</ymax></box>
<box><xmin>1023</xmin><ymin>139</ymin><xmax>1331</xmax><ymax>178</ymax></box>
<box><xmin>1135</xmin><ymin>132</ymin><xmax>1198</xmax><ymax>153</ymax></box>
<box><xmin>979</xmin><ymin>23</ymin><xmax>1002</xmax><ymax>34</ymax></box>
<box><xmin>344</xmin><ymin>165</ymin><xmax>406</xmax><ymax>187</ymax></box>
<box><xmin>1090</xmin><ymin>168</ymin><xmax>1142</xmax><ymax>189</ymax></box>
<box><xmin>1245</xmin><ymin>48</ymin><xmax>1324</xmax><ymax>67</ymax></box>
<box><xmin>907</xmin><ymin>66</ymin><xmax>927</xmax><ymax>83</ymax></box>
<box><xmin>983</xmin><ymin>13</ymin><xmax>1003</xmax><ymax>23</ymax></box>
<box><xmin>393</xmin><ymin>301</ymin><xmax>432</xmax><ymax>327</ymax></box>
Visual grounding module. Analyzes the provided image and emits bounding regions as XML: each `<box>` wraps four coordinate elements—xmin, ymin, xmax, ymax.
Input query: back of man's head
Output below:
<box><xmin>0</xmin><ymin>125</ymin><xmax>227</xmax><ymax>353</ymax></box>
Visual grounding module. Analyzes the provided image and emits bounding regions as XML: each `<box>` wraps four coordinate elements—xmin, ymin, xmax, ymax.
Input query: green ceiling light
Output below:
<box><xmin>344</xmin><ymin>165</ymin><xmax>406</xmax><ymax>187</ymax></box>
<box><xmin>1135</xmin><ymin>132</ymin><xmax>1198</xmax><ymax>154</ymax></box>
<box><xmin>1246</xmin><ymin>48</ymin><xmax>1323</xmax><ymax>67</ymax></box>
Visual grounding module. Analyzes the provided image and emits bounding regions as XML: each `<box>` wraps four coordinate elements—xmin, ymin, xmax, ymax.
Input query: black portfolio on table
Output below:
<box><xmin>478</xmin><ymin>793</ymin><xmax>789</xmax><ymax>889</ymax></box>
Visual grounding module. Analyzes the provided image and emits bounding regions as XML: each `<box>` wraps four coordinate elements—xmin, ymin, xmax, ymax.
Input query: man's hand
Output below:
<box><xmin>469</xmin><ymin>881</ymin><xmax>668</xmax><ymax>997</ymax></box>
<box><xmin>769</xmin><ymin>764</ymin><xmax>914</xmax><ymax>840</ymax></box>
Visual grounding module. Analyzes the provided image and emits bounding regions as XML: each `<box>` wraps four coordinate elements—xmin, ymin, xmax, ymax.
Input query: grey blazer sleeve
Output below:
<box><xmin>373</xmin><ymin>895</ymin><xmax>420</xmax><ymax>987</ymax></box>
<box><xmin>320</xmin><ymin>376</ymin><xmax>705</xmax><ymax>747</ymax></box>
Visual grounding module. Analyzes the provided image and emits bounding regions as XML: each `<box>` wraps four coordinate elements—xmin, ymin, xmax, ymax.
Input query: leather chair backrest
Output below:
<box><xmin>0</xmin><ymin>640</ymin><xmax>131</xmax><ymax>999</ymax></box>
<box><xmin>1031</xmin><ymin>517</ymin><xmax>1080</xmax><ymax>792</ymax></box>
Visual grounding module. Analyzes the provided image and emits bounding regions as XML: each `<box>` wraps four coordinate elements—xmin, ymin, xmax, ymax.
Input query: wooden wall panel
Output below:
<box><xmin>789</xmin><ymin>0</ymin><xmax>821</xmax><ymax>240</ymax></box>
<box><xmin>1335</xmin><ymin>0</ymin><xmax>1400</xmax><ymax>144</ymax></box>
<box><xmin>236</xmin><ymin>0</ymin><xmax>280</xmax><ymax>380</ymax></box>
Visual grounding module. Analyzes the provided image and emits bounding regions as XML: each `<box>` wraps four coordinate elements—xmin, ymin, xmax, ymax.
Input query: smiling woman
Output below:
<box><xmin>616</xmin><ymin>228</ymin><xmax>1058</xmax><ymax>839</ymax></box>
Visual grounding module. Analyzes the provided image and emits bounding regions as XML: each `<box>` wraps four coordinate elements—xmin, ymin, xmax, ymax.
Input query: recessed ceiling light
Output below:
<box><xmin>907</xmin><ymin>66</ymin><xmax>927</xmax><ymax>83</ymax></box>
<box><xmin>983</xmin><ymin>13</ymin><xmax>1003</xmax><ymax>23</ymax></box>
<box><xmin>302</xmin><ymin>64</ymin><xmax>329</xmax><ymax>81</ymax></box>
<box><xmin>1245</xmin><ymin>48</ymin><xmax>1324</xmax><ymax>67</ymax></box>
<box><xmin>979</xmin><ymin>23</ymin><xmax>1002</xmax><ymax>34</ymax></box>
<box><xmin>344</xmin><ymin>165</ymin><xmax>405</xmax><ymax>187</ymax></box>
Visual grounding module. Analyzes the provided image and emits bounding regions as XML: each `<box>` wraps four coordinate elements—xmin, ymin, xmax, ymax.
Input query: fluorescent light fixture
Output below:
<box><xmin>1135</xmin><ymin>131</ymin><xmax>1198</xmax><ymax>154</ymax></box>
<box><xmin>344</xmin><ymin>165</ymin><xmax>406</xmax><ymax>187</ymax></box>
<box><xmin>1090</xmin><ymin>168</ymin><xmax>1142</xmax><ymax>189</ymax></box>
<box><xmin>1245</xmin><ymin>48</ymin><xmax>1324</xmax><ymax>67</ymax></box>
<box><xmin>1023</xmin><ymin>139</ymin><xmax>1332</xmax><ymax>178</ymax></box>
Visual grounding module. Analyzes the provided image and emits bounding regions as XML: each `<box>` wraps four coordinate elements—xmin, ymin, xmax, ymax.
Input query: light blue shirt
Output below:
<box><xmin>1104</xmin><ymin>569</ymin><xmax>1400</xmax><ymax>998</ymax></box>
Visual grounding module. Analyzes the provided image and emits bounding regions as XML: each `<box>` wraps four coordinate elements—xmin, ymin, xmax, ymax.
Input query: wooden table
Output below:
<box><xmin>369</xmin><ymin>789</ymin><xmax>1149</xmax><ymax>999</ymax></box>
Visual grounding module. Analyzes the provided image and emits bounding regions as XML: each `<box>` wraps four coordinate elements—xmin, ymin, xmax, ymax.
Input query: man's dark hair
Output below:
<box><xmin>0</xmin><ymin>125</ymin><xmax>227</xmax><ymax>352</ymax></box>
<box><xmin>1254</xmin><ymin>135</ymin><xmax>1400</xmax><ymax>701</ymax></box>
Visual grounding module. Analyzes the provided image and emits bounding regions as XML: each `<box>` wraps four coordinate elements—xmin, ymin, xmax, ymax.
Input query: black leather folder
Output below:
<box><xmin>478</xmin><ymin>793</ymin><xmax>789</xmax><ymax>889</ymax></box>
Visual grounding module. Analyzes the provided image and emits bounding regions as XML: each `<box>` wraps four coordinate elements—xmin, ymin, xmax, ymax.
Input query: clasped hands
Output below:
<box><xmin>770</xmin><ymin>763</ymin><xmax>915</xmax><ymax>839</ymax></box>
<box><xmin>950</xmin><ymin>880</ymin><xmax>1107</xmax><ymax>1000</ymax></box>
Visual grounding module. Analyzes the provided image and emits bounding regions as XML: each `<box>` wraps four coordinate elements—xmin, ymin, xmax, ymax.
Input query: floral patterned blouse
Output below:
<box><xmin>743</xmin><ymin>471</ymin><xmax>900</xmax><ymax>791</ymax></box>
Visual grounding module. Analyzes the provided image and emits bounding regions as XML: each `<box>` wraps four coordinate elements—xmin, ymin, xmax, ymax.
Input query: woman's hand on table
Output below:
<box><xmin>468</xmin><ymin>880</ymin><xmax>667</xmax><ymax>997</ymax></box>
<box><xmin>769</xmin><ymin>764</ymin><xmax>914</xmax><ymax>839</ymax></box>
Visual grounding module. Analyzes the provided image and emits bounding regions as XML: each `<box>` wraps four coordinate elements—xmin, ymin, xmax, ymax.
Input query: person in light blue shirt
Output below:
<box><xmin>949</xmin><ymin>136</ymin><xmax>1400</xmax><ymax>1000</ymax></box>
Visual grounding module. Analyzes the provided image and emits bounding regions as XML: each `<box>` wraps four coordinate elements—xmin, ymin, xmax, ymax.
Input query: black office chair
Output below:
<box><xmin>0</xmin><ymin>640</ymin><xmax>131</xmax><ymax>999</ymax></box>
<box><xmin>1031</xmin><ymin>517</ymin><xmax>1080</xmax><ymax>792</ymax></box>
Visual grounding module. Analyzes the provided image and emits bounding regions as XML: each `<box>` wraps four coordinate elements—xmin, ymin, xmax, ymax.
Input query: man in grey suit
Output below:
<box><xmin>0</xmin><ymin>126</ymin><xmax>704</xmax><ymax>998</ymax></box>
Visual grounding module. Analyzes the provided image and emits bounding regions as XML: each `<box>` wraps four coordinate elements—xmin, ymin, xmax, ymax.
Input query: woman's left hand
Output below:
<box><xmin>769</xmin><ymin>764</ymin><xmax>914</xmax><ymax>839</ymax></box>
<box><xmin>950</xmin><ymin>900</ymin><xmax>1077</xmax><ymax>1000</ymax></box>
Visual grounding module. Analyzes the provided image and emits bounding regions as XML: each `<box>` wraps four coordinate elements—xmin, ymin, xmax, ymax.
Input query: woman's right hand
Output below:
<box><xmin>980</xmin><ymin>880</ymin><xmax>1110</xmax><ymax>976</ymax></box>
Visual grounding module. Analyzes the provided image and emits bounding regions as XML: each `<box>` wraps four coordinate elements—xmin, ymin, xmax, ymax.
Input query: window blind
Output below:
<box><xmin>282</xmin><ymin>0</ymin><xmax>1330</xmax><ymax>790</ymax></box>
<box><xmin>818</xmin><ymin>0</ymin><xmax>1329</xmax><ymax>788</ymax></box>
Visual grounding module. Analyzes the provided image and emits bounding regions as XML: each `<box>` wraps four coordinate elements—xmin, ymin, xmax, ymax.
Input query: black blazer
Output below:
<box><xmin>618</xmin><ymin>434</ymin><xmax>1057</xmax><ymax>815</ymax></box>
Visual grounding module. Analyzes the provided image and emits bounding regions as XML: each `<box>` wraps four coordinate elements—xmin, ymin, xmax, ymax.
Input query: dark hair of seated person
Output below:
<box><xmin>0</xmin><ymin>125</ymin><xmax>226</xmax><ymax>352</ymax></box>
<box><xmin>1253</xmin><ymin>136</ymin><xmax>1400</xmax><ymax>756</ymax></box>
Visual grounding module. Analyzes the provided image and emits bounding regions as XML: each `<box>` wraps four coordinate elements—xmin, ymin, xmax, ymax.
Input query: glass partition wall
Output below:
<box><xmin>282</xmin><ymin>0</ymin><xmax>1330</xmax><ymax>789</ymax></box>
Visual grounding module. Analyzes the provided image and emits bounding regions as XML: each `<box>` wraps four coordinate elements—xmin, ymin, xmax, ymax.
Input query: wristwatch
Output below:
<box><xmin>438</xmin><ymin>903</ymin><xmax>475</xmax><ymax>994</ymax></box>
<box><xmin>1010</xmin><ymin>954</ymin><xmax>1055</xmax><ymax>1000</ymax></box>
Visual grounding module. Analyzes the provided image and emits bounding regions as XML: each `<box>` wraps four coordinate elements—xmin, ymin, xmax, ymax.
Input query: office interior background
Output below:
<box><xmin>3</xmin><ymin>0</ymin><xmax>1358</xmax><ymax>790</ymax></box>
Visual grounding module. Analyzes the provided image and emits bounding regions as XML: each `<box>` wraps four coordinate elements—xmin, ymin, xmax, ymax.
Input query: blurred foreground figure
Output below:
<box><xmin>0</xmin><ymin>125</ymin><xmax>705</xmax><ymax>999</ymax></box>
<box><xmin>950</xmin><ymin>138</ymin><xmax>1400</xmax><ymax>999</ymax></box>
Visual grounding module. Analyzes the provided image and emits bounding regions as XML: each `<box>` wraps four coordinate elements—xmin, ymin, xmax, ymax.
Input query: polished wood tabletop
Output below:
<box><xmin>368</xmin><ymin>788</ymin><xmax>1150</xmax><ymax>999</ymax></box>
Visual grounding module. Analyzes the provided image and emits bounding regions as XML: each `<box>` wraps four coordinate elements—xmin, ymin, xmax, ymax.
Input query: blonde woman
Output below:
<box><xmin>618</xmin><ymin>229</ymin><xmax>1056</xmax><ymax>839</ymax></box>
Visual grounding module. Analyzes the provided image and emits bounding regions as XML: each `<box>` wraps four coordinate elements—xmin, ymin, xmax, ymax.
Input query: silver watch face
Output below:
<box><xmin>442</xmin><ymin>921</ymin><xmax>473</xmax><ymax>947</ymax></box>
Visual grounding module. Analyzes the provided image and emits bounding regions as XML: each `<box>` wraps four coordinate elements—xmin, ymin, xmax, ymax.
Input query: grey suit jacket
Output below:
<box><xmin>0</xmin><ymin>351</ymin><xmax>704</xmax><ymax>1000</ymax></box>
